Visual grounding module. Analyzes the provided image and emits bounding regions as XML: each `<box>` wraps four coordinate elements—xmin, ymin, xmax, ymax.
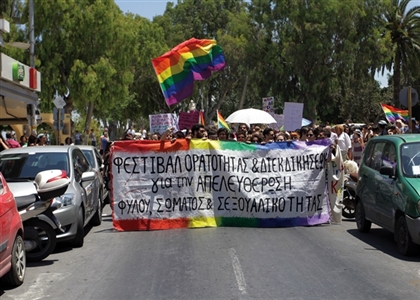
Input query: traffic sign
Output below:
<box><xmin>399</xmin><ymin>87</ymin><xmax>419</xmax><ymax>107</ymax></box>
<box><xmin>53</xmin><ymin>95</ymin><xmax>66</xmax><ymax>109</ymax></box>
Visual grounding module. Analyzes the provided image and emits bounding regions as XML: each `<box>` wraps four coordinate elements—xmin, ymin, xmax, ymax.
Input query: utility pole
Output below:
<box><xmin>28</xmin><ymin>0</ymin><xmax>37</xmax><ymax>131</ymax></box>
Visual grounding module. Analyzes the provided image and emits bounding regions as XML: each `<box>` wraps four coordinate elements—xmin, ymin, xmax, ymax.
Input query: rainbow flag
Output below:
<box><xmin>199</xmin><ymin>110</ymin><xmax>205</xmax><ymax>125</ymax></box>
<box><xmin>152</xmin><ymin>38</ymin><xmax>226</xmax><ymax>106</ymax></box>
<box><xmin>217</xmin><ymin>110</ymin><xmax>230</xmax><ymax>130</ymax></box>
<box><xmin>381</xmin><ymin>103</ymin><xmax>409</xmax><ymax>123</ymax></box>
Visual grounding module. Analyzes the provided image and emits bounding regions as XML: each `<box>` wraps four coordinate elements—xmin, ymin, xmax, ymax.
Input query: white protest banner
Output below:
<box><xmin>149</xmin><ymin>113</ymin><xmax>177</xmax><ymax>134</ymax></box>
<box><xmin>283</xmin><ymin>102</ymin><xmax>304</xmax><ymax>131</ymax></box>
<box><xmin>110</xmin><ymin>139</ymin><xmax>332</xmax><ymax>231</ymax></box>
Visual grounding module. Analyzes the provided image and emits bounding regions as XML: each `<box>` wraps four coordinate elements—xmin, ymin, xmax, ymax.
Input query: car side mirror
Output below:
<box><xmin>81</xmin><ymin>171</ymin><xmax>96</xmax><ymax>182</ymax></box>
<box><xmin>380</xmin><ymin>165</ymin><xmax>395</xmax><ymax>178</ymax></box>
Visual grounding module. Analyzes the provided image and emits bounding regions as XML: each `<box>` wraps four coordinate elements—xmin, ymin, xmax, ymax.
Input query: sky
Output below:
<box><xmin>114</xmin><ymin>0</ymin><xmax>420</xmax><ymax>88</ymax></box>
<box><xmin>115</xmin><ymin>0</ymin><xmax>173</xmax><ymax>19</ymax></box>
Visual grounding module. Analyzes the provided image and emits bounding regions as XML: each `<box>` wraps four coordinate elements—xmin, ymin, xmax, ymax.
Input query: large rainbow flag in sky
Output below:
<box><xmin>152</xmin><ymin>38</ymin><xmax>226</xmax><ymax>106</ymax></box>
<box><xmin>381</xmin><ymin>103</ymin><xmax>409</xmax><ymax>123</ymax></box>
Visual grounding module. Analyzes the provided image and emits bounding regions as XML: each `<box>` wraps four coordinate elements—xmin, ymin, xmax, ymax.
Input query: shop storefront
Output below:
<box><xmin>0</xmin><ymin>53</ymin><xmax>41</xmax><ymax>136</ymax></box>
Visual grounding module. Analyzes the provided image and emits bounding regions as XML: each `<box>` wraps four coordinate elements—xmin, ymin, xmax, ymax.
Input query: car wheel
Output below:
<box><xmin>396</xmin><ymin>215</ymin><xmax>420</xmax><ymax>256</ymax></box>
<box><xmin>90</xmin><ymin>196</ymin><xmax>102</xmax><ymax>226</ymax></box>
<box><xmin>342</xmin><ymin>206</ymin><xmax>355</xmax><ymax>219</ymax></box>
<box><xmin>26</xmin><ymin>220</ymin><xmax>57</xmax><ymax>262</ymax></box>
<box><xmin>355</xmin><ymin>200</ymin><xmax>371</xmax><ymax>232</ymax></box>
<box><xmin>71</xmin><ymin>207</ymin><xmax>84</xmax><ymax>248</ymax></box>
<box><xmin>2</xmin><ymin>235</ymin><xmax>26</xmax><ymax>287</ymax></box>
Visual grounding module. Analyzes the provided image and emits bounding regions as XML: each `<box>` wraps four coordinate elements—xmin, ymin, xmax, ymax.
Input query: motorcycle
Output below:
<box><xmin>342</xmin><ymin>172</ymin><xmax>357</xmax><ymax>219</ymax></box>
<box><xmin>18</xmin><ymin>169</ymin><xmax>70</xmax><ymax>262</ymax></box>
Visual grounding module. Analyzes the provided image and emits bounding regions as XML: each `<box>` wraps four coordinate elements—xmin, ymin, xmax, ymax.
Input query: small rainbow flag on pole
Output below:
<box><xmin>380</xmin><ymin>103</ymin><xmax>409</xmax><ymax>123</ymax></box>
<box><xmin>217</xmin><ymin>110</ymin><xmax>230</xmax><ymax>130</ymax></box>
<box><xmin>199</xmin><ymin>110</ymin><xmax>205</xmax><ymax>125</ymax></box>
<box><xmin>151</xmin><ymin>38</ymin><xmax>226</xmax><ymax>106</ymax></box>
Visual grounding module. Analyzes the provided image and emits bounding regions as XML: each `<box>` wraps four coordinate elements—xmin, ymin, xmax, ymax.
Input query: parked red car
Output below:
<box><xmin>0</xmin><ymin>172</ymin><xmax>26</xmax><ymax>286</ymax></box>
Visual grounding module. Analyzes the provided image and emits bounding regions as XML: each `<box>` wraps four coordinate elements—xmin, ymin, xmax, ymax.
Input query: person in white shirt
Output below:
<box><xmin>334</xmin><ymin>125</ymin><xmax>352</xmax><ymax>160</ymax></box>
<box><xmin>127</xmin><ymin>125</ymin><xmax>136</xmax><ymax>136</ymax></box>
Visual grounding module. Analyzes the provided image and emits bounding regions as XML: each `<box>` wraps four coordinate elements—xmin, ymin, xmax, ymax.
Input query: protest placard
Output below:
<box><xmin>178</xmin><ymin>111</ymin><xmax>200</xmax><ymax>131</ymax></box>
<box><xmin>149</xmin><ymin>113</ymin><xmax>177</xmax><ymax>134</ymax></box>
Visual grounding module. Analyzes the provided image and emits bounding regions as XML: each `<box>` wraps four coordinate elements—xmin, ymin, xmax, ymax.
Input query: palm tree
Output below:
<box><xmin>382</xmin><ymin>0</ymin><xmax>420</xmax><ymax>107</ymax></box>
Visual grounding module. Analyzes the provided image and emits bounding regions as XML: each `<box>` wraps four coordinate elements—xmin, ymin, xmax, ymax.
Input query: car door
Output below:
<box><xmin>93</xmin><ymin>149</ymin><xmax>107</xmax><ymax>200</ymax></box>
<box><xmin>0</xmin><ymin>175</ymin><xmax>14</xmax><ymax>268</ymax></box>
<box><xmin>72</xmin><ymin>149</ymin><xmax>95</xmax><ymax>218</ymax></box>
<box><xmin>359</xmin><ymin>140</ymin><xmax>386</xmax><ymax>222</ymax></box>
<box><xmin>375</xmin><ymin>141</ymin><xmax>396</xmax><ymax>230</ymax></box>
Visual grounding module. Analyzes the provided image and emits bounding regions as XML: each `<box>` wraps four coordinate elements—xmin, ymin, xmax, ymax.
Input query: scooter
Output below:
<box><xmin>18</xmin><ymin>169</ymin><xmax>70</xmax><ymax>262</ymax></box>
<box><xmin>342</xmin><ymin>172</ymin><xmax>357</xmax><ymax>219</ymax></box>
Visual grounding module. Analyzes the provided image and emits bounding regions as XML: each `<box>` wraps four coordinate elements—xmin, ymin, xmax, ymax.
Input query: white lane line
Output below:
<box><xmin>228</xmin><ymin>248</ymin><xmax>247</xmax><ymax>295</ymax></box>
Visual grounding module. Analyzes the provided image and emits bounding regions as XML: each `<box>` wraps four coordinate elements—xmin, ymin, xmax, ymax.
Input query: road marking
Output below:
<box><xmin>228</xmin><ymin>248</ymin><xmax>247</xmax><ymax>295</ymax></box>
<box><xmin>13</xmin><ymin>272</ymin><xmax>68</xmax><ymax>300</ymax></box>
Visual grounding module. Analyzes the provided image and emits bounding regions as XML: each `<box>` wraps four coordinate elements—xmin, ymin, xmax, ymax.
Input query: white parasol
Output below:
<box><xmin>226</xmin><ymin>108</ymin><xmax>277</xmax><ymax>125</ymax></box>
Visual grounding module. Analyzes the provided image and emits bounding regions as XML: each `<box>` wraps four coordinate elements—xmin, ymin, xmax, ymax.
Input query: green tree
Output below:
<box><xmin>31</xmin><ymin>0</ymin><xmax>138</xmax><ymax>133</ymax></box>
<box><xmin>247</xmin><ymin>0</ymin><xmax>388</xmax><ymax>123</ymax></box>
<box><xmin>382</xmin><ymin>0</ymin><xmax>420</xmax><ymax>107</ymax></box>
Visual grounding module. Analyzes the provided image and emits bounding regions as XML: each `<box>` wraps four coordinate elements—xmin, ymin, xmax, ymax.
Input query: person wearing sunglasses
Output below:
<box><xmin>262</xmin><ymin>127</ymin><xmax>275</xmax><ymax>143</ymax></box>
<box><xmin>238</xmin><ymin>124</ymin><xmax>249</xmax><ymax>133</ymax></box>
<box><xmin>299</xmin><ymin>126</ymin><xmax>311</xmax><ymax>141</ymax></box>
<box><xmin>307</xmin><ymin>129</ymin><xmax>316</xmax><ymax>142</ymax></box>
<box><xmin>191</xmin><ymin>124</ymin><xmax>207</xmax><ymax>139</ymax></box>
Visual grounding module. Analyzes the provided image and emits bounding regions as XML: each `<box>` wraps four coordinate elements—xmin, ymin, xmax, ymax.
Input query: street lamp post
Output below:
<box><xmin>28</xmin><ymin>0</ymin><xmax>37</xmax><ymax>130</ymax></box>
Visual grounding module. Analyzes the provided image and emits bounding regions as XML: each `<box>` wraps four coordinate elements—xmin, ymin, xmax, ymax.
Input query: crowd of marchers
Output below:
<box><xmin>2</xmin><ymin>116</ymin><xmax>417</xmax><ymax>169</ymax></box>
<box><xmin>115</xmin><ymin>117</ymin><xmax>419</xmax><ymax>169</ymax></box>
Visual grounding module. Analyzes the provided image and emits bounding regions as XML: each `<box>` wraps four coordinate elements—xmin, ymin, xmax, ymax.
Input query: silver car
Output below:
<box><xmin>0</xmin><ymin>146</ymin><xmax>102</xmax><ymax>248</ymax></box>
<box><xmin>77</xmin><ymin>145</ymin><xmax>110</xmax><ymax>205</ymax></box>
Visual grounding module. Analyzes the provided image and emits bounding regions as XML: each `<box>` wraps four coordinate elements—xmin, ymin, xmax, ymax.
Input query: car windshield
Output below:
<box><xmin>401</xmin><ymin>142</ymin><xmax>420</xmax><ymax>177</ymax></box>
<box><xmin>81</xmin><ymin>150</ymin><xmax>95</xmax><ymax>168</ymax></box>
<box><xmin>0</xmin><ymin>152</ymin><xmax>70</xmax><ymax>180</ymax></box>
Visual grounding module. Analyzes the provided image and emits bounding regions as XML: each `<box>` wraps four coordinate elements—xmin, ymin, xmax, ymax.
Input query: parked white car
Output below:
<box><xmin>0</xmin><ymin>146</ymin><xmax>102</xmax><ymax>248</ymax></box>
<box><xmin>77</xmin><ymin>145</ymin><xmax>109</xmax><ymax>205</ymax></box>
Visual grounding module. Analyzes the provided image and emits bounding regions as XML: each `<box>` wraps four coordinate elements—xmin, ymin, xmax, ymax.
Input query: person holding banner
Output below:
<box><xmin>191</xmin><ymin>124</ymin><xmax>207</xmax><ymax>139</ymax></box>
<box><xmin>236</xmin><ymin>131</ymin><xmax>247</xmax><ymax>142</ymax></box>
<box><xmin>262</xmin><ymin>127</ymin><xmax>275</xmax><ymax>143</ymax></box>
<box><xmin>217</xmin><ymin>128</ymin><xmax>228</xmax><ymax>140</ymax></box>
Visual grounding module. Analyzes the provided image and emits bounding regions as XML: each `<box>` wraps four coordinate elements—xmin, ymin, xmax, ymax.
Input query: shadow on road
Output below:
<box><xmin>347</xmin><ymin>228</ymin><xmax>420</xmax><ymax>262</ymax></box>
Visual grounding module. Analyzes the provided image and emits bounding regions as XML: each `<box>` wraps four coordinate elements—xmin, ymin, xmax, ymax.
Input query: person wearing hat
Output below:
<box><xmin>378</xmin><ymin>120</ymin><xmax>388</xmax><ymax>136</ymax></box>
<box><xmin>37</xmin><ymin>133</ymin><xmax>47</xmax><ymax>146</ymax></box>
<box><xmin>351</xmin><ymin>129</ymin><xmax>364</xmax><ymax>166</ymax></box>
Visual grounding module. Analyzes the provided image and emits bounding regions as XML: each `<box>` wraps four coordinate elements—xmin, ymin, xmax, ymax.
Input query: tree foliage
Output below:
<box><xmin>381</xmin><ymin>0</ymin><xmax>420</xmax><ymax>107</ymax></box>
<box><xmin>4</xmin><ymin>0</ymin><xmax>420</xmax><ymax>131</ymax></box>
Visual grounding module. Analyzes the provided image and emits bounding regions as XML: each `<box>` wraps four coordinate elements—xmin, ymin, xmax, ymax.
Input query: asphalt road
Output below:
<box><xmin>2</xmin><ymin>207</ymin><xmax>420</xmax><ymax>300</ymax></box>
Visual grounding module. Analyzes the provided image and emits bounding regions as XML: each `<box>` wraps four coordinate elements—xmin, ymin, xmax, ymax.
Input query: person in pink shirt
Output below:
<box><xmin>5</xmin><ymin>132</ymin><xmax>21</xmax><ymax>148</ymax></box>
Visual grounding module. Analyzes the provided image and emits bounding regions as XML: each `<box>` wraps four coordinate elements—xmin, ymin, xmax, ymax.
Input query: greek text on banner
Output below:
<box><xmin>110</xmin><ymin>139</ymin><xmax>331</xmax><ymax>231</ymax></box>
